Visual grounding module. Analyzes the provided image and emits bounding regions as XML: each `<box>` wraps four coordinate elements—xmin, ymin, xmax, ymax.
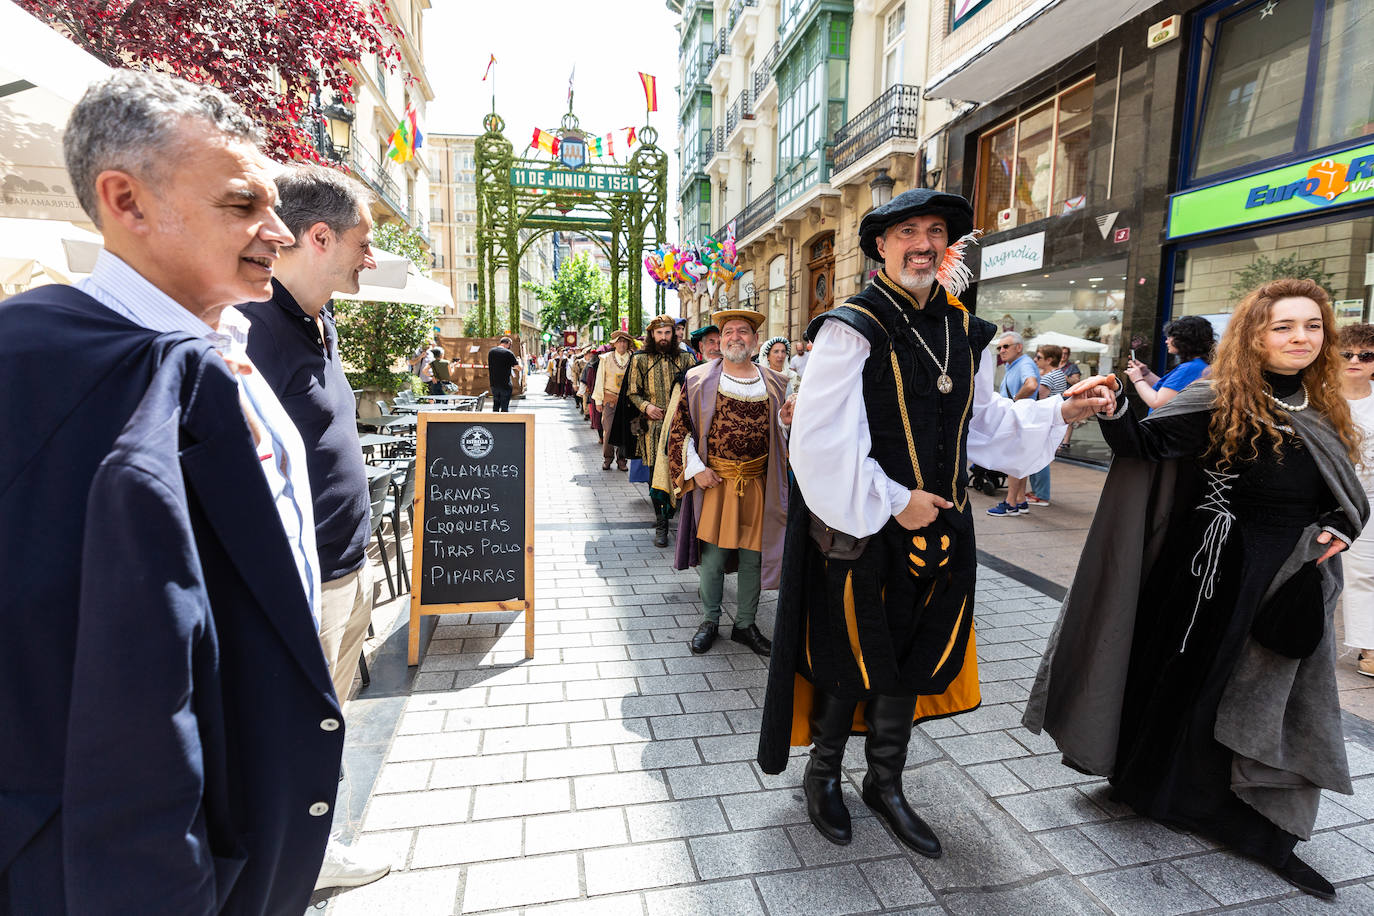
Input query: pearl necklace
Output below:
<box><xmin>1265</xmin><ymin>382</ymin><xmax>1309</xmax><ymax>413</ymax></box>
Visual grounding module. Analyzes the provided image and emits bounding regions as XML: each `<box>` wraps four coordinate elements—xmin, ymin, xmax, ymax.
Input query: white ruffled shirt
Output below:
<box><xmin>792</xmin><ymin>320</ymin><xmax>1067</xmax><ymax>537</ymax></box>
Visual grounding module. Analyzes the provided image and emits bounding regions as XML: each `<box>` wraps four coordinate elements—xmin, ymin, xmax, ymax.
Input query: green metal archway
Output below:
<box><xmin>474</xmin><ymin>110</ymin><xmax>668</xmax><ymax>337</ymax></box>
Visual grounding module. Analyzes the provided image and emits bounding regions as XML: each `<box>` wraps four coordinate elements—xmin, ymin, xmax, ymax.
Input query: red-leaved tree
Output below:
<box><xmin>17</xmin><ymin>0</ymin><xmax>407</xmax><ymax>162</ymax></box>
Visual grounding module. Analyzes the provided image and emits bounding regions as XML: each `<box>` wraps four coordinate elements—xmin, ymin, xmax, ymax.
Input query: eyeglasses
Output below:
<box><xmin>996</xmin><ymin>343</ymin><xmax>1015</xmax><ymax>350</ymax></box>
<box><xmin>1340</xmin><ymin>350</ymin><xmax>1374</xmax><ymax>363</ymax></box>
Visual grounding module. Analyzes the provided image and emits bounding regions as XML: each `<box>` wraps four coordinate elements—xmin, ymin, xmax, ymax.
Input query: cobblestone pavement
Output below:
<box><xmin>320</xmin><ymin>382</ymin><xmax>1374</xmax><ymax>915</ymax></box>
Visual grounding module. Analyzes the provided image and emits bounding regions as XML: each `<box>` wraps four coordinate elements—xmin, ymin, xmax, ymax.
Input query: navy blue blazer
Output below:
<box><xmin>0</xmin><ymin>287</ymin><xmax>343</xmax><ymax>915</ymax></box>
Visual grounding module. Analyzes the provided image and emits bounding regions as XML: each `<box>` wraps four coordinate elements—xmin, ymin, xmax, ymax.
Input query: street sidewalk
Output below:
<box><xmin>314</xmin><ymin>382</ymin><xmax>1374</xmax><ymax>915</ymax></box>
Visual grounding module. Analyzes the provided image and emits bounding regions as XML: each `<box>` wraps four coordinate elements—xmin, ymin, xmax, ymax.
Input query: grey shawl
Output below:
<box><xmin>1023</xmin><ymin>382</ymin><xmax>1370</xmax><ymax>839</ymax></box>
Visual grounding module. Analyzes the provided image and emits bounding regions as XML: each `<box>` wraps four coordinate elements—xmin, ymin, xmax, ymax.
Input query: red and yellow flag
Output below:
<box><xmin>622</xmin><ymin>126</ymin><xmax>637</xmax><ymax>147</ymax></box>
<box><xmin>531</xmin><ymin>127</ymin><xmax>560</xmax><ymax>156</ymax></box>
<box><xmin>482</xmin><ymin>54</ymin><xmax>496</xmax><ymax>81</ymax></box>
<box><xmin>638</xmin><ymin>72</ymin><xmax>657</xmax><ymax>112</ymax></box>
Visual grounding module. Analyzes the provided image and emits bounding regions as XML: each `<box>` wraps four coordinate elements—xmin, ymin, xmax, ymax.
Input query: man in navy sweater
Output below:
<box><xmin>240</xmin><ymin>164</ymin><xmax>391</xmax><ymax>892</ymax></box>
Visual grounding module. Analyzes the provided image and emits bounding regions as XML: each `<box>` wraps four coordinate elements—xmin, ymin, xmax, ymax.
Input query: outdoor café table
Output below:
<box><xmin>418</xmin><ymin>394</ymin><xmax>473</xmax><ymax>404</ymax></box>
<box><xmin>358</xmin><ymin>432</ymin><xmax>405</xmax><ymax>458</ymax></box>
<box><xmin>356</xmin><ymin>415</ymin><xmax>414</xmax><ymax>432</ymax></box>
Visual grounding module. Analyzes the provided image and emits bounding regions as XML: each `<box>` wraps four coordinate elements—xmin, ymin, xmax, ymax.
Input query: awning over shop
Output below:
<box><xmin>334</xmin><ymin>262</ymin><xmax>454</xmax><ymax>310</ymax></box>
<box><xmin>0</xmin><ymin>5</ymin><xmax>112</xmax><ymax>220</ymax></box>
<box><xmin>0</xmin><ymin>217</ymin><xmax>102</xmax><ymax>292</ymax></box>
<box><xmin>926</xmin><ymin>0</ymin><xmax>1158</xmax><ymax>102</ymax></box>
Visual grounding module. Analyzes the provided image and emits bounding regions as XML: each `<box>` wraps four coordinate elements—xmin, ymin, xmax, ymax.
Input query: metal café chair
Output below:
<box><xmin>373</xmin><ymin>456</ymin><xmax>416</xmax><ymax>595</ymax></box>
<box><xmin>367</xmin><ymin>470</ymin><xmax>397</xmax><ymax>601</ymax></box>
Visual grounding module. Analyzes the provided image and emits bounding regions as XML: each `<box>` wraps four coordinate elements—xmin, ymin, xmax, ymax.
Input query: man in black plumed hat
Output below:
<box><xmin>757</xmin><ymin>188</ymin><xmax>1115</xmax><ymax>857</ymax></box>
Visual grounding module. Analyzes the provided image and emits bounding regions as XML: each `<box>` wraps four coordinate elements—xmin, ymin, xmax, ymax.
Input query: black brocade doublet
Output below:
<box><xmin>809</xmin><ymin>274</ymin><xmax>998</xmax><ymax>506</ymax></box>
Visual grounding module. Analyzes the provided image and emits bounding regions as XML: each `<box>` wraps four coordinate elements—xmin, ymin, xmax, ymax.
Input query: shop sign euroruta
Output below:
<box><xmin>980</xmin><ymin>231</ymin><xmax>1045</xmax><ymax>281</ymax></box>
<box><xmin>508</xmin><ymin>167</ymin><xmax>640</xmax><ymax>193</ymax></box>
<box><xmin>1168</xmin><ymin>141</ymin><xmax>1374</xmax><ymax>240</ymax></box>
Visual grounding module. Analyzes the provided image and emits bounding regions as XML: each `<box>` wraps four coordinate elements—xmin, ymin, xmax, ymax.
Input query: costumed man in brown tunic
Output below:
<box><xmin>594</xmin><ymin>329</ymin><xmax>635</xmax><ymax>470</ymax></box>
<box><xmin>756</xmin><ymin>189</ymin><xmax>1115</xmax><ymax>857</ymax></box>
<box><xmin>664</xmin><ymin>309</ymin><xmax>789</xmax><ymax>658</ymax></box>
<box><xmin>610</xmin><ymin>315</ymin><xmax>698</xmax><ymax>546</ymax></box>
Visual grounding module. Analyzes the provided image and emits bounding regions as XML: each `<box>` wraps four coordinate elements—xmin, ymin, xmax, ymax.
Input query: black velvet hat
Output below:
<box><xmin>859</xmin><ymin>188</ymin><xmax>975</xmax><ymax>261</ymax></box>
<box><xmin>689</xmin><ymin>324</ymin><xmax>720</xmax><ymax>346</ymax></box>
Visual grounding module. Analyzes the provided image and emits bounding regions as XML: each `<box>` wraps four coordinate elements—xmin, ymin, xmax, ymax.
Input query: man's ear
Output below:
<box><xmin>307</xmin><ymin>221</ymin><xmax>333</xmax><ymax>254</ymax></box>
<box><xmin>874</xmin><ymin>234</ymin><xmax>886</xmax><ymax>259</ymax></box>
<box><xmin>94</xmin><ymin>169</ymin><xmax>149</xmax><ymax>235</ymax></box>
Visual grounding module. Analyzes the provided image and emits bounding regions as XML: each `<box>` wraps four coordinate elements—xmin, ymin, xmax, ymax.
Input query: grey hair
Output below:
<box><xmin>64</xmin><ymin>70</ymin><xmax>262</xmax><ymax>228</ymax></box>
<box><xmin>999</xmin><ymin>331</ymin><xmax>1025</xmax><ymax>347</ymax></box>
<box><xmin>499</xmin><ymin>336</ymin><xmax>512</xmax><ymax>345</ymax></box>
<box><xmin>274</xmin><ymin>162</ymin><xmax>375</xmax><ymax>246</ymax></box>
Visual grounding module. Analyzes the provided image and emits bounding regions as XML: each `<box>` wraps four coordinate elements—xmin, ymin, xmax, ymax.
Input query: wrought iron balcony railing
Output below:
<box><xmin>753</xmin><ymin>41</ymin><xmax>779</xmax><ymax>98</ymax></box>
<box><xmin>728</xmin><ymin>0</ymin><xmax>758</xmax><ymax>31</ymax></box>
<box><xmin>725</xmin><ymin>87</ymin><xmax>753</xmax><ymax>137</ymax></box>
<box><xmin>717</xmin><ymin>27</ymin><xmax>730</xmax><ymax>60</ymax></box>
<box><xmin>831</xmin><ymin>84</ymin><xmax>921</xmax><ymax>176</ymax></box>
<box><xmin>738</xmin><ymin>183</ymin><xmax>777</xmax><ymax>240</ymax></box>
<box><xmin>346</xmin><ymin>143</ymin><xmax>407</xmax><ymax>218</ymax></box>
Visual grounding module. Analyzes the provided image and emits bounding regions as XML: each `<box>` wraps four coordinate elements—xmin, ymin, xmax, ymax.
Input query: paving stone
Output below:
<box><xmin>724</xmin><ymin>708</ymin><xmax>765</xmax><ymax>734</ymax></box>
<box><xmin>858</xmin><ymin>857</ymin><xmax>936</xmax><ymax>908</ymax></box>
<box><xmin>363</xmin><ymin>788</ymin><xmax>470</xmax><ymax>831</ymax></box>
<box><xmin>1080</xmin><ymin>862</ymin><xmax>1217</xmax><ymax>916</ymax></box>
<box><xmin>648</xmin><ymin>712</ymin><xmax>733</xmax><ymax>740</ymax></box>
<box><xmin>410</xmin><ymin>818</ymin><xmax>522</xmax><ymax>868</ymax></box>
<box><xmin>786</xmin><ymin>816</ymin><xmax>902</xmax><ymax>865</ymax></box>
<box><xmin>935</xmin><ymin>731</ymin><xmax>1032</xmax><ymax>765</ymax></box>
<box><xmin>1273</xmin><ymin>882</ymin><xmax>1374</xmax><ymax>913</ymax></box>
<box><xmin>665</xmin><ymin>761</ymin><xmax>760</xmax><ymax>798</ymax></box>
<box><xmin>1079</xmin><ymin>818</ymin><xmax>1205</xmax><ymax>867</ymax></box>
<box><xmin>681</xmin><ymin>689</ymin><xmax>758</xmax><ymax>714</ymax></box>
<box><xmin>598</xmin><ymin>659</ymin><xmax>669</xmax><ymax>679</ymax></box>
<box><xmin>689</xmin><ymin>827</ymin><xmax>800</xmax><ymax>879</ymax></box>
<box><xmin>523</xmin><ymin>893</ymin><xmax>646</xmax><ymax>916</ymax></box>
<box><xmin>635</xmin><ymin>673</ymin><xmax>713</xmax><ymax>695</ymax></box>
<box><xmin>998</xmin><ymin>786</ymin><xmax>1111</xmax><ymax>831</ymax></box>
<box><xmin>613</xmin><ymin>738</ymin><xmax>702</xmax><ymax>771</ymax></box>
<box><xmin>964</xmin><ymin>761</ymin><xmax>1028</xmax><ymax>797</ymax></box>
<box><xmin>485</xmin><ymin>683</ymin><xmax>566</xmax><ymax>706</ymax></box>
<box><xmin>1036</xmin><ymin>827</ymin><xmax>1118</xmax><ymax>875</ymax></box>
<box><xmin>1299</xmin><ymin>829</ymin><xmax>1374</xmax><ymax>882</ymax></box>
<box><xmin>583</xmin><ymin>839</ymin><xmax>697</xmax><ymax>895</ymax></box>
<box><xmin>1173</xmin><ymin>850</ymin><xmax>1293</xmax><ymax>905</ymax></box>
<box><xmin>697</xmin><ymin>733</ymin><xmax>764</xmax><ymax>763</ymax></box>
<box><xmin>565</xmin><ymin>676</ymin><xmax>640</xmax><ymax>700</ymax></box>
<box><xmin>663</xmin><ymin>655</ymin><xmax>738</xmax><ymax>674</ymax></box>
<box><xmin>523</xmin><ymin>808</ymin><xmax>629</xmax><ymax>854</ymax></box>
<box><xmin>373</xmin><ymin>761</ymin><xmax>431</xmax><ymax>794</ymax></box>
<box><xmin>574</xmin><ymin>769</ymin><xmax>671</xmax><ymax>808</ymax></box>
<box><xmin>480</xmin><ymin>723</ymin><xmax>569</xmax><ymax>754</ymax></box>
<box><xmin>443</xmin><ymin>705</ymin><xmax>528</xmax><ymax>731</ymax></box>
<box><xmin>569</xmin><ymin>717</ymin><xmax>652</xmax><ymax>746</ymax></box>
<box><xmin>428</xmin><ymin>753</ymin><xmax>524</xmax><ymax>789</ymax></box>
<box><xmin>395</xmin><ymin>710</ymin><xmax>446</xmax><ymax>735</ymax></box>
<box><xmin>753</xmin><ymin>863</ymin><xmax>882</xmax><ymax>916</ymax></box>
<box><xmin>471</xmin><ymin>778</ymin><xmax>570</xmax><ymax>819</ymax></box>
<box><xmin>1003</xmin><ymin>753</ymin><xmax>1103</xmax><ymax>790</ymax></box>
<box><xmin>613</xmin><ymin>693</ymin><xmax>685</xmax><ymax>717</ymax></box>
<box><xmin>943</xmin><ymin>874</ymin><xmax>1108</xmax><ymax>915</ymax></box>
<box><xmin>1311</xmin><ymin>797</ymin><xmax>1363</xmax><ymax>831</ymax></box>
<box><xmin>387</xmin><ymin>731</ymin><xmax>480</xmax><ymax>762</ymax></box>
<box><xmin>525</xmin><ymin>699</ymin><xmax>608</xmax><ymax>725</ymax></box>
<box><xmin>643</xmin><ymin>879</ymin><xmax>765</xmax><ymax>916</ymax></box>
<box><xmin>626</xmin><ymin>797</ymin><xmax>730</xmax><ymax>841</ymax></box>
<box><xmin>327</xmin><ymin>865</ymin><xmax>460</xmax><ymax>916</ymax></box>
<box><xmin>523</xmin><ymin>745</ymin><xmax>617</xmax><ymax>780</ymax></box>
<box><xmin>461</xmin><ymin>853</ymin><xmax>581</xmax><ymax>912</ymax></box>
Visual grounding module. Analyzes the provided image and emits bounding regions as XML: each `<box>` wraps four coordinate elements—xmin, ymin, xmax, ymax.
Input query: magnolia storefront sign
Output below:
<box><xmin>979</xmin><ymin>231</ymin><xmax>1045</xmax><ymax>280</ymax></box>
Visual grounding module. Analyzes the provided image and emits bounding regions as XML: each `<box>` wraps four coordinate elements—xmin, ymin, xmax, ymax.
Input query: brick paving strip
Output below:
<box><xmin>317</xmin><ymin>382</ymin><xmax>1374</xmax><ymax>915</ymax></box>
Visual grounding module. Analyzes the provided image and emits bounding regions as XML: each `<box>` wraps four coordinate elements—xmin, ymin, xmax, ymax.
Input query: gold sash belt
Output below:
<box><xmin>708</xmin><ymin>454</ymin><xmax>768</xmax><ymax>497</ymax></box>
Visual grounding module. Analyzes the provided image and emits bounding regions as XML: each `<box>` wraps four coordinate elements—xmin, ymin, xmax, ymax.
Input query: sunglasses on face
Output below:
<box><xmin>996</xmin><ymin>343</ymin><xmax>1015</xmax><ymax>350</ymax></box>
<box><xmin>1340</xmin><ymin>350</ymin><xmax>1374</xmax><ymax>363</ymax></box>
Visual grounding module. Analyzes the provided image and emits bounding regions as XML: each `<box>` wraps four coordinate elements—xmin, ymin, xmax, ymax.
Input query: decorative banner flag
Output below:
<box><xmin>638</xmin><ymin>72</ymin><xmax>657</xmax><ymax>112</ymax></box>
<box><xmin>386</xmin><ymin>105</ymin><xmax>423</xmax><ymax>163</ymax></box>
<box><xmin>568</xmin><ymin>66</ymin><xmax>575</xmax><ymax>109</ymax></box>
<box><xmin>622</xmin><ymin>126</ymin><xmax>637</xmax><ymax>147</ymax></box>
<box><xmin>531</xmin><ymin>127</ymin><xmax>560</xmax><ymax>156</ymax></box>
<box><xmin>587</xmin><ymin>134</ymin><xmax>614</xmax><ymax>157</ymax></box>
<box><xmin>482</xmin><ymin>53</ymin><xmax>496</xmax><ymax>81</ymax></box>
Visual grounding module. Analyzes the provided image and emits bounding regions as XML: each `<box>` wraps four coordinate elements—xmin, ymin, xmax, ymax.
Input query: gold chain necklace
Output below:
<box><xmin>874</xmin><ymin>283</ymin><xmax>954</xmax><ymax>394</ymax></box>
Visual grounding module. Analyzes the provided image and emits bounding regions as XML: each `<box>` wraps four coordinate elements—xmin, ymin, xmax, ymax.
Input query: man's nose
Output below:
<box><xmin>262</xmin><ymin>209</ymin><xmax>294</xmax><ymax>246</ymax></box>
<box><xmin>363</xmin><ymin>246</ymin><xmax>377</xmax><ymax>270</ymax></box>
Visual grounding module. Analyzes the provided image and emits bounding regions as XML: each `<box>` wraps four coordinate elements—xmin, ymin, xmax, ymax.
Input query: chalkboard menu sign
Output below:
<box><xmin>408</xmin><ymin>413</ymin><xmax>534</xmax><ymax>665</ymax></box>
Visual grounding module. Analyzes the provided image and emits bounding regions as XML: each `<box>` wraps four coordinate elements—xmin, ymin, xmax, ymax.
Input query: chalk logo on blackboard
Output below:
<box><xmin>460</xmin><ymin>426</ymin><xmax>495</xmax><ymax>459</ymax></box>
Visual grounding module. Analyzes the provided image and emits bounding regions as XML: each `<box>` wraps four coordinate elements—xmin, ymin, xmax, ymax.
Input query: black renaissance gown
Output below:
<box><xmin>1099</xmin><ymin>371</ymin><xmax>1345</xmax><ymax>865</ymax></box>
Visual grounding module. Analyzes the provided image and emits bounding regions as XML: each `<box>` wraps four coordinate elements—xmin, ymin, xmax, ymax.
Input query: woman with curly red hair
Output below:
<box><xmin>1026</xmin><ymin>278</ymin><xmax>1369</xmax><ymax>901</ymax></box>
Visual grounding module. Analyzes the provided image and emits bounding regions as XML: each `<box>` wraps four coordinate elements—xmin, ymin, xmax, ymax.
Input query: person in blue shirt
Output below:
<box><xmin>1127</xmin><ymin>315</ymin><xmax>1215</xmax><ymax>414</ymax></box>
<box><xmin>987</xmin><ymin>332</ymin><xmax>1040</xmax><ymax>516</ymax></box>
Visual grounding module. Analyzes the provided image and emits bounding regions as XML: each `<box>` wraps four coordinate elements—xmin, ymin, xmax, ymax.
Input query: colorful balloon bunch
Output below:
<box><xmin>645</xmin><ymin>227</ymin><xmax>741</xmax><ymax>293</ymax></box>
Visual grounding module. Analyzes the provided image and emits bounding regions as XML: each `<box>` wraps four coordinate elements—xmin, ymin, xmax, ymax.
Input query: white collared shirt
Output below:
<box><xmin>78</xmin><ymin>250</ymin><xmax>322</xmax><ymax>627</ymax></box>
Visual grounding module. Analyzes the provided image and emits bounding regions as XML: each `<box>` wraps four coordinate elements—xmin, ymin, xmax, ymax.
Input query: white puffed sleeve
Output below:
<box><xmin>790</xmin><ymin>321</ymin><xmax>911</xmax><ymax>538</ymax></box>
<box><xmin>966</xmin><ymin>348</ymin><xmax>1067</xmax><ymax>477</ymax></box>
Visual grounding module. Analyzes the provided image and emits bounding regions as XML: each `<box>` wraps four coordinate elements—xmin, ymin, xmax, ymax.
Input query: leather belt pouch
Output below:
<box><xmin>808</xmin><ymin>511</ymin><xmax>870</xmax><ymax>561</ymax></box>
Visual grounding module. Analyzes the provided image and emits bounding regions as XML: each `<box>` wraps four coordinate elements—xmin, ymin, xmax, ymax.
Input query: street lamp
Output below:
<box><xmin>321</xmin><ymin>101</ymin><xmax>355</xmax><ymax>160</ymax></box>
<box><xmin>869</xmin><ymin>168</ymin><xmax>895</xmax><ymax>209</ymax></box>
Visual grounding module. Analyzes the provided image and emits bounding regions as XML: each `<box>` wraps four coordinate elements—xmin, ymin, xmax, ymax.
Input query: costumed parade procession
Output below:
<box><xmin>5</xmin><ymin>1</ymin><xmax>1374</xmax><ymax>913</ymax></box>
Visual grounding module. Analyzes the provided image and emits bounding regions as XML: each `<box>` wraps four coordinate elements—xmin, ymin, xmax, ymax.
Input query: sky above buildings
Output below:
<box><xmin>424</xmin><ymin>0</ymin><xmax>682</xmax><ymax>204</ymax></box>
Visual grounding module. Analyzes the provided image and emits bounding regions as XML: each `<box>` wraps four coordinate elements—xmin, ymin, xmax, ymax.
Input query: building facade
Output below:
<box><xmin>427</xmin><ymin>133</ymin><xmax>480</xmax><ymax>335</ymax></box>
<box><xmin>673</xmin><ymin>0</ymin><xmax>971</xmax><ymax>342</ymax></box>
<box><xmin>931</xmin><ymin>0</ymin><xmax>1372</xmax><ymax>461</ymax></box>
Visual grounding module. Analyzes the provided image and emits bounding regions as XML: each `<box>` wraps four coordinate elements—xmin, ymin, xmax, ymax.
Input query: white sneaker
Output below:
<box><xmin>314</xmin><ymin>838</ymin><xmax>392</xmax><ymax>891</ymax></box>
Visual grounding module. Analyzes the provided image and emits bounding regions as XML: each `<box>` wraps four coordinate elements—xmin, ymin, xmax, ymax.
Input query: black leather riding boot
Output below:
<box><xmin>861</xmin><ymin>693</ymin><xmax>942</xmax><ymax>858</ymax></box>
<box><xmin>804</xmin><ymin>687</ymin><xmax>857</xmax><ymax>845</ymax></box>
